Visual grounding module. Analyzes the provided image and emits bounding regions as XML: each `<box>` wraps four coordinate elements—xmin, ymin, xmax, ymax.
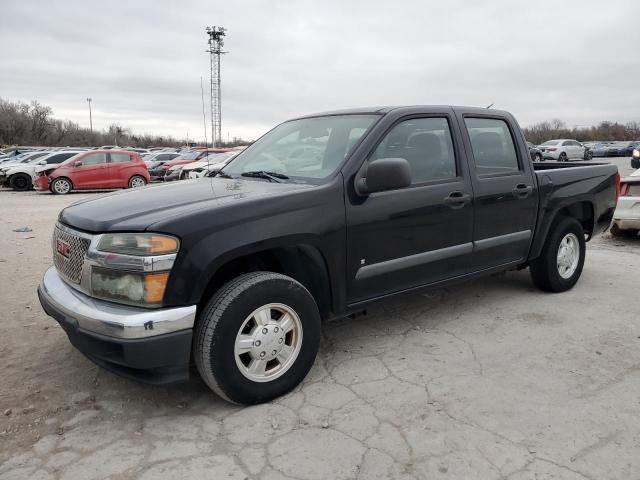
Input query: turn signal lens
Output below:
<box><xmin>144</xmin><ymin>272</ymin><xmax>169</xmax><ymax>303</ymax></box>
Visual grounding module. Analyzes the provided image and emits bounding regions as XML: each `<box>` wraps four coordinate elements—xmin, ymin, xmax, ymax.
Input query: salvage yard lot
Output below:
<box><xmin>1</xmin><ymin>158</ymin><xmax>639</xmax><ymax>480</ymax></box>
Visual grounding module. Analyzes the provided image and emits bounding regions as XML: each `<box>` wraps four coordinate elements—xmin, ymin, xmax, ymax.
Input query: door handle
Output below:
<box><xmin>444</xmin><ymin>191</ymin><xmax>471</xmax><ymax>209</ymax></box>
<box><xmin>512</xmin><ymin>184</ymin><xmax>533</xmax><ymax>198</ymax></box>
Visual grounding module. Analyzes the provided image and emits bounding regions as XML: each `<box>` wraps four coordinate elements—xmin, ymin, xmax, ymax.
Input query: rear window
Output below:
<box><xmin>464</xmin><ymin>117</ymin><xmax>520</xmax><ymax>176</ymax></box>
<box><xmin>541</xmin><ymin>140</ymin><xmax>560</xmax><ymax>146</ymax></box>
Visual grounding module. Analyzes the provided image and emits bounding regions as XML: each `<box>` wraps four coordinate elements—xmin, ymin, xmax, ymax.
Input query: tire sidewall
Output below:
<box><xmin>129</xmin><ymin>175</ymin><xmax>147</xmax><ymax>188</ymax></box>
<box><xmin>50</xmin><ymin>177</ymin><xmax>71</xmax><ymax>195</ymax></box>
<box><xmin>544</xmin><ymin>217</ymin><xmax>586</xmax><ymax>290</ymax></box>
<box><xmin>199</xmin><ymin>275</ymin><xmax>321</xmax><ymax>404</ymax></box>
<box><xmin>10</xmin><ymin>173</ymin><xmax>31</xmax><ymax>191</ymax></box>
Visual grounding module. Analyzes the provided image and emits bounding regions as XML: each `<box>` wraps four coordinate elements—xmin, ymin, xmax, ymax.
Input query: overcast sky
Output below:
<box><xmin>1</xmin><ymin>0</ymin><xmax>638</xmax><ymax>141</ymax></box>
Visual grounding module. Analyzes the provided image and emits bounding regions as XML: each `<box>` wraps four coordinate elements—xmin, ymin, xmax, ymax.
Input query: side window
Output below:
<box><xmin>48</xmin><ymin>153</ymin><xmax>75</xmax><ymax>164</ymax></box>
<box><xmin>371</xmin><ymin>117</ymin><xmax>456</xmax><ymax>184</ymax></box>
<box><xmin>464</xmin><ymin>118</ymin><xmax>519</xmax><ymax>176</ymax></box>
<box><xmin>110</xmin><ymin>153</ymin><xmax>131</xmax><ymax>163</ymax></box>
<box><xmin>81</xmin><ymin>153</ymin><xmax>107</xmax><ymax>166</ymax></box>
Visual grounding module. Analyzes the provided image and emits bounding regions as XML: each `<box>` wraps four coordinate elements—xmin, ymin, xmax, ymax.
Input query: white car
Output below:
<box><xmin>538</xmin><ymin>139</ymin><xmax>588</xmax><ymax>161</ymax></box>
<box><xmin>1</xmin><ymin>150</ymin><xmax>81</xmax><ymax>191</ymax></box>
<box><xmin>612</xmin><ymin>168</ymin><xmax>640</xmax><ymax>236</ymax></box>
<box><xmin>183</xmin><ymin>152</ymin><xmax>238</xmax><ymax>179</ymax></box>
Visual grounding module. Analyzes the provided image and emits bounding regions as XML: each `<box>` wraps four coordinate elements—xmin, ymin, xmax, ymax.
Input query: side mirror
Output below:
<box><xmin>74</xmin><ymin>160</ymin><xmax>83</xmax><ymax>167</ymax></box>
<box><xmin>356</xmin><ymin>157</ymin><xmax>412</xmax><ymax>195</ymax></box>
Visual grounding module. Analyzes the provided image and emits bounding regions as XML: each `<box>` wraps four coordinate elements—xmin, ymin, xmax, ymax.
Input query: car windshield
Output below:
<box><xmin>223</xmin><ymin>114</ymin><xmax>379</xmax><ymax>182</ymax></box>
<box><xmin>541</xmin><ymin>140</ymin><xmax>560</xmax><ymax>146</ymax></box>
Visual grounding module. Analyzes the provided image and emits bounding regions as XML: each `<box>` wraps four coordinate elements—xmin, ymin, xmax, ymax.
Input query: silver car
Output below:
<box><xmin>538</xmin><ymin>139</ymin><xmax>587</xmax><ymax>161</ymax></box>
<box><xmin>612</xmin><ymin>168</ymin><xmax>640</xmax><ymax>236</ymax></box>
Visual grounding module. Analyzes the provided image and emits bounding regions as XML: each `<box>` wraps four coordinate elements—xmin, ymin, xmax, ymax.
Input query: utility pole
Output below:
<box><xmin>205</xmin><ymin>26</ymin><xmax>226</xmax><ymax>147</ymax></box>
<box><xmin>86</xmin><ymin>98</ymin><xmax>93</xmax><ymax>133</ymax></box>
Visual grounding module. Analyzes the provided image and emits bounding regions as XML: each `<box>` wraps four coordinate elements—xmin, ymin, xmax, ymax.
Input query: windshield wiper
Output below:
<box><xmin>240</xmin><ymin>170</ymin><xmax>289</xmax><ymax>183</ymax></box>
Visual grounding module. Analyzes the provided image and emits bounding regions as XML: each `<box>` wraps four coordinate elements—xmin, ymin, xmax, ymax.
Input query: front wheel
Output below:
<box><xmin>194</xmin><ymin>272</ymin><xmax>321</xmax><ymax>405</ymax></box>
<box><xmin>584</xmin><ymin>150</ymin><xmax>593</xmax><ymax>161</ymax></box>
<box><xmin>50</xmin><ymin>177</ymin><xmax>72</xmax><ymax>195</ymax></box>
<box><xmin>534</xmin><ymin>153</ymin><xmax>543</xmax><ymax>162</ymax></box>
<box><xmin>530</xmin><ymin>217</ymin><xmax>586</xmax><ymax>292</ymax></box>
<box><xmin>128</xmin><ymin>175</ymin><xmax>147</xmax><ymax>188</ymax></box>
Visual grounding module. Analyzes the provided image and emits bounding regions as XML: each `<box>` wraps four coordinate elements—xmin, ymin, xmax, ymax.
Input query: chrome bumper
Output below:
<box><xmin>39</xmin><ymin>266</ymin><xmax>196</xmax><ymax>339</ymax></box>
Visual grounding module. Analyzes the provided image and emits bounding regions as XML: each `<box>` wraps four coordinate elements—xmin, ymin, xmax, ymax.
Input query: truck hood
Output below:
<box><xmin>59</xmin><ymin>177</ymin><xmax>314</xmax><ymax>232</ymax></box>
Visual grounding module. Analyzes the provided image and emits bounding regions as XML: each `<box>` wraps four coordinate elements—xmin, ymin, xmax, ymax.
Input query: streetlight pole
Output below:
<box><xmin>86</xmin><ymin>98</ymin><xmax>93</xmax><ymax>133</ymax></box>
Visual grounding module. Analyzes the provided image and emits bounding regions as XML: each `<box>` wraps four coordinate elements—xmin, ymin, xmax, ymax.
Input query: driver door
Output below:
<box><xmin>345</xmin><ymin>113</ymin><xmax>475</xmax><ymax>303</ymax></box>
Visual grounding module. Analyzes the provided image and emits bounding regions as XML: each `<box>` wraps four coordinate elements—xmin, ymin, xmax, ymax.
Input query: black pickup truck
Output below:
<box><xmin>38</xmin><ymin>106</ymin><xmax>619</xmax><ymax>404</ymax></box>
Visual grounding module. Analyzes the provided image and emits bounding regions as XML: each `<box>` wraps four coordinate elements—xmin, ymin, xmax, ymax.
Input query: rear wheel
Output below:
<box><xmin>50</xmin><ymin>177</ymin><xmax>72</xmax><ymax>195</ymax></box>
<box><xmin>9</xmin><ymin>173</ymin><xmax>32</xmax><ymax>191</ymax></box>
<box><xmin>194</xmin><ymin>272</ymin><xmax>321</xmax><ymax>405</ymax></box>
<box><xmin>128</xmin><ymin>175</ymin><xmax>147</xmax><ymax>188</ymax></box>
<box><xmin>530</xmin><ymin>217</ymin><xmax>585</xmax><ymax>292</ymax></box>
<box><xmin>558</xmin><ymin>152</ymin><xmax>568</xmax><ymax>162</ymax></box>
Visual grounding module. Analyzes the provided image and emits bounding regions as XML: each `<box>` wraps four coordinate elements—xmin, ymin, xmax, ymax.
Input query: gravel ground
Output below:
<box><xmin>1</xmin><ymin>158</ymin><xmax>639</xmax><ymax>479</ymax></box>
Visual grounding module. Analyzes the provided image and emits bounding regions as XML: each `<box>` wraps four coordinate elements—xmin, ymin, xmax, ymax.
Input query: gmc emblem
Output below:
<box><xmin>56</xmin><ymin>239</ymin><xmax>71</xmax><ymax>258</ymax></box>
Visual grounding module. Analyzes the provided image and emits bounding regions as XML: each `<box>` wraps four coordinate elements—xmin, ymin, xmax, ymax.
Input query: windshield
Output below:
<box><xmin>541</xmin><ymin>140</ymin><xmax>560</xmax><ymax>146</ymax></box>
<box><xmin>223</xmin><ymin>114</ymin><xmax>379</xmax><ymax>182</ymax></box>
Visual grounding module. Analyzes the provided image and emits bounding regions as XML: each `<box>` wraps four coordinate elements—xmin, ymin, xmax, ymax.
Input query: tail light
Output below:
<box><xmin>619</xmin><ymin>182</ymin><xmax>629</xmax><ymax>196</ymax></box>
<box><xmin>615</xmin><ymin>173</ymin><xmax>621</xmax><ymax>201</ymax></box>
<box><xmin>547</xmin><ymin>147</ymin><xmax>557</xmax><ymax>151</ymax></box>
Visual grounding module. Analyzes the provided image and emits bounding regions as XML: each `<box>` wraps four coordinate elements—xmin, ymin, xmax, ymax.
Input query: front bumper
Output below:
<box><xmin>164</xmin><ymin>171</ymin><xmax>181</xmax><ymax>182</ymax></box>
<box><xmin>34</xmin><ymin>175</ymin><xmax>49</xmax><ymax>191</ymax></box>
<box><xmin>38</xmin><ymin>266</ymin><xmax>197</xmax><ymax>384</ymax></box>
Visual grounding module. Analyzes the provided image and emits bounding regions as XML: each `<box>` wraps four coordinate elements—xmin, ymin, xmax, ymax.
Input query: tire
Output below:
<box><xmin>194</xmin><ymin>272</ymin><xmax>321</xmax><ymax>405</ymax></box>
<box><xmin>9</xmin><ymin>173</ymin><xmax>32</xmax><ymax>191</ymax></box>
<box><xmin>50</xmin><ymin>177</ymin><xmax>72</xmax><ymax>195</ymax></box>
<box><xmin>530</xmin><ymin>216</ymin><xmax>586</xmax><ymax>292</ymax></box>
<box><xmin>584</xmin><ymin>150</ymin><xmax>593</xmax><ymax>161</ymax></box>
<box><xmin>558</xmin><ymin>152</ymin><xmax>568</xmax><ymax>162</ymax></box>
<box><xmin>534</xmin><ymin>153</ymin><xmax>543</xmax><ymax>162</ymax></box>
<box><xmin>128</xmin><ymin>175</ymin><xmax>147</xmax><ymax>188</ymax></box>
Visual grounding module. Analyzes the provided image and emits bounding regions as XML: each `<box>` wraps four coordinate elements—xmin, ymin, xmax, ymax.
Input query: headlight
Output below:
<box><xmin>91</xmin><ymin>267</ymin><xmax>169</xmax><ymax>306</ymax></box>
<box><xmin>90</xmin><ymin>233</ymin><xmax>179</xmax><ymax>307</ymax></box>
<box><xmin>633</xmin><ymin>149</ymin><xmax>639</xmax><ymax>158</ymax></box>
<box><xmin>97</xmin><ymin>233</ymin><xmax>179</xmax><ymax>256</ymax></box>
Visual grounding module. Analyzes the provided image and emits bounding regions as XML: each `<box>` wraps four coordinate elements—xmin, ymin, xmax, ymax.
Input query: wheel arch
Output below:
<box><xmin>529</xmin><ymin>200</ymin><xmax>594</xmax><ymax>259</ymax></box>
<box><xmin>195</xmin><ymin>244</ymin><xmax>335</xmax><ymax>322</ymax></box>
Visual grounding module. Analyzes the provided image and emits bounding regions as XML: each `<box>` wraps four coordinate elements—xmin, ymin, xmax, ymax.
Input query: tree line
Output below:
<box><xmin>0</xmin><ymin>98</ymin><xmax>250</xmax><ymax>148</ymax></box>
<box><xmin>522</xmin><ymin>119</ymin><xmax>640</xmax><ymax>145</ymax></box>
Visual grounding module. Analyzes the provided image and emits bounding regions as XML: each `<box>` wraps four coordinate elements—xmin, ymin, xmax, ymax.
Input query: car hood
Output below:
<box><xmin>59</xmin><ymin>177</ymin><xmax>314</xmax><ymax>232</ymax></box>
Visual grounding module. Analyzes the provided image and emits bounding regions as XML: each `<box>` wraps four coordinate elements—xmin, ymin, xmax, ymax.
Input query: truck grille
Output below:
<box><xmin>52</xmin><ymin>224</ymin><xmax>91</xmax><ymax>284</ymax></box>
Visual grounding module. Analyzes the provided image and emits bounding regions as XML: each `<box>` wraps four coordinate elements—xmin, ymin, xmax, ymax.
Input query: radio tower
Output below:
<box><xmin>206</xmin><ymin>26</ymin><xmax>226</xmax><ymax>147</ymax></box>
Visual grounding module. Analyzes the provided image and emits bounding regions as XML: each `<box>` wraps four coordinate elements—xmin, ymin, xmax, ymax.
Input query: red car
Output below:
<box><xmin>35</xmin><ymin>150</ymin><xmax>150</xmax><ymax>194</ymax></box>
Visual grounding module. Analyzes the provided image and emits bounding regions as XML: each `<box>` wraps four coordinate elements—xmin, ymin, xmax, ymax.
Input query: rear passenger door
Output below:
<box><xmin>108</xmin><ymin>153</ymin><xmax>133</xmax><ymax>187</ymax></box>
<box><xmin>457</xmin><ymin>112</ymin><xmax>537</xmax><ymax>271</ymax></box>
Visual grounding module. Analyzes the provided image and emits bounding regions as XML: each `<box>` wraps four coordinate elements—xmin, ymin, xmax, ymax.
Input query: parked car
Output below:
<box><xmin>148</xmin><ymin>149</ymin><xmax>232</xmax><ymax>181</ymax></box>
<box><xmin>34</xmin><ymin>150</ymin><xmax>149</xmax><ymax>194</ymax></box>
<box><xmin>183</xmin><ymin>152</ymin><xmax>238</xmax><ymax>179</ymax></box>
<box><xmin>631</xmin><ymin>148</ymin><xmax>640</xmax><ymax>169</ymax></box>
<box><xmin>526</xmin><ymin>142</ymin><xmax>543</xmax><ymax>162</ymax></box>
<box><xmin>611</xmin><ymin>168</ymin><xmax>640</xmax><ymax>236</ymax></box>
<box><xmin>143</xmin><ymin>152</ymin><xmax>180</xmax><ymax>168</ymax></box>
<box><xmin>0</xmin><ymin>150</ymin><xmax>81</xmax><ymax>190</ymax></box>
<box><xmin>620</xmin><ymin>141</ymin><xmax>640</xmax><ymax>157</ymax></box>
<box><xmin>589</xmin><ymin>143</ymin><xmax>610</xmax><ymax>157</ymax></box>
<box><xmin>538</xmin><ymin>139</ymin><xmax>587</xmax><ymax>161</ymax></box>
<box><xmin>37</xmin><ymin>106</ymin><xmax>618</xmax><ymax>405</ymax></box>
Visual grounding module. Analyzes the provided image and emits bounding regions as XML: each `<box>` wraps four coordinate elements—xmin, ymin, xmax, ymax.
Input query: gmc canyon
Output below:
<box><xmin>38</xmin><ymin>106</ymin><xmax>619</xmax><ymax>404</ymax></box>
